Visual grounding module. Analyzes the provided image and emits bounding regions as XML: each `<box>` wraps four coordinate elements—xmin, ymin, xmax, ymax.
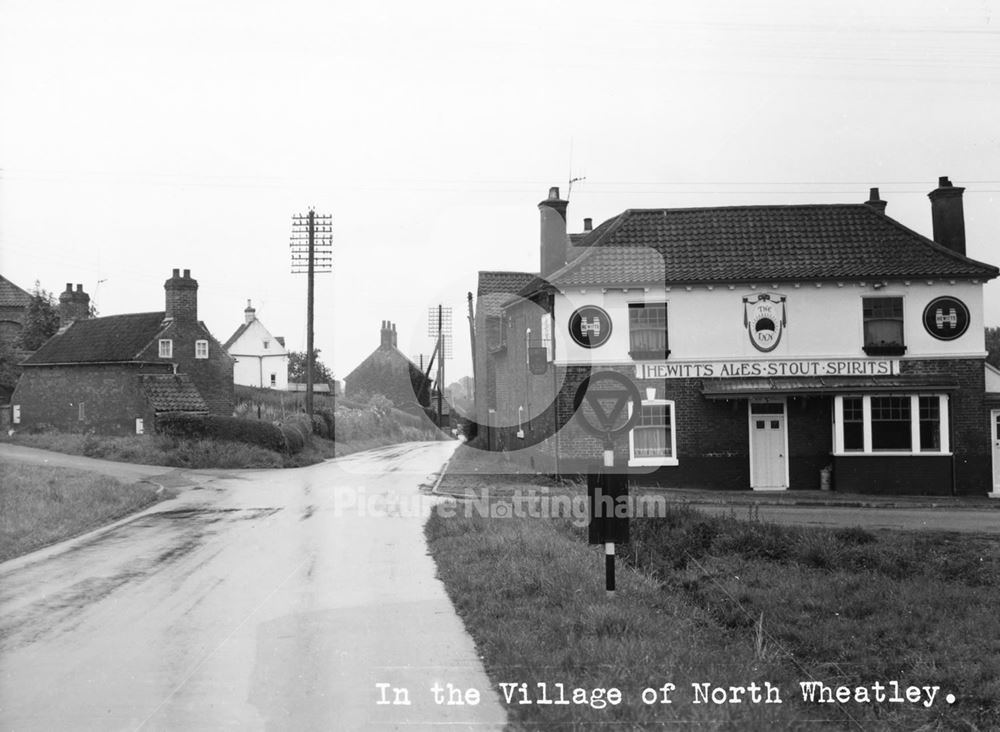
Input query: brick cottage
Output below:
<box><xmin>11</xmin><ymin>269</ymin><xmax>234</xmax><ymax>434</ymax></box>
<box><xmin>475</xmin><ymin>179</ymin><xmax>1000</xmax><ymax>496</ymax></box>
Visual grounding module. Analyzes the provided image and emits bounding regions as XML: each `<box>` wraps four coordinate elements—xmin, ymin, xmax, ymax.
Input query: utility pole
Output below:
<box><xmin>427</xmin><ymin>305</ymin><xmax>452</xmax><ymax>428</ymax></box>
<box><xmin>291</xmin><ymin>209</ymin><xmax>332</xmax><ymax>418</ymax></box>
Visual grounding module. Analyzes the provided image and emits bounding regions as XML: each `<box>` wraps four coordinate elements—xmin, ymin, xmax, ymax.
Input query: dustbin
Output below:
<box><xmin>819</xmin><ymin>465</ymin><xmax>832</xmax><ymax>491</ymax></box>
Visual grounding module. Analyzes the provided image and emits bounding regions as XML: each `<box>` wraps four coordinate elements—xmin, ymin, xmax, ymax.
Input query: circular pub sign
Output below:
<box><xmin>922</xmin><ymin>296</ymin><xmax>970</xmax><ymax>341</ymax></box>
<box><xmin>569</xmin><ymin>305</ymin><xmax>612</xmax><ymax>349</ymax></box>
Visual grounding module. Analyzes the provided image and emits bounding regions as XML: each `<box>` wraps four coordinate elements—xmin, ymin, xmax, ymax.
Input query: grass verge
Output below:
<box><xmin>426</xmin><ymin>470</ymin><xmax>999</xmax><ymax>730</ymax></box>
<box><xmin>0</xmin><ymin>462</ymin><xmax>168</xmax><ymax>562</ymax></box>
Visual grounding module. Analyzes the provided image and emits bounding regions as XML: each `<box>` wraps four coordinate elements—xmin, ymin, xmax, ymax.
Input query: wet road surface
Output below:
<box><xmin>0</xmin><ymin>441</ymin><xmax>506</xmax><ymax>731</ymax></box>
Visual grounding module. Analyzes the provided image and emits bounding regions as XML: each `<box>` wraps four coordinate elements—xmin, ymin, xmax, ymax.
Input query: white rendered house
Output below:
<box><xmin>223</xmin><ymin>300</ymin><xmax>289</xmax><ymax>390</ymax></box>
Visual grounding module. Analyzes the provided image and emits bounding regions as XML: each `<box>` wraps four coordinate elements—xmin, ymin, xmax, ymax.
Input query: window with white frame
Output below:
<box><xmin>628</xmin><ymin>302</ymin><xmax>669</xmax><ymax>359</ymax></box>
<box><xmin>158</xmin><ymin>339</ymin><xmax>173</xmax><ymax>358</ymax></box>
<box><xmin>833</xmin><ymin>394</ymin><xmax>949</xmax><ymax>455</ymax></box>
<box><xmin>195</xmin><ymin>340</ymin><xmax>209</xmax><ymax>359</ymax></box>
<box><xmin>628</xmin><ymin>398</ymin><xmax>678</xmax><ymax>466</ymax></box>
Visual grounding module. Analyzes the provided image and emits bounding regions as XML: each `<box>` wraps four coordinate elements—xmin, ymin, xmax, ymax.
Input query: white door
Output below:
<box><xmin>992</xmin><ymin>410</ymin><xmax>1000</xmax><ymax>495</ymax></box>
<box><xmin>750</xmin><ymin>403</ymin><xmax>788</xmax><ymax>490</ymax></box>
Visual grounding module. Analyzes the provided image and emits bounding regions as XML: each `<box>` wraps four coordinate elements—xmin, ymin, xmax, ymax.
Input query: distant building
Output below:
<box><xmin>0</xmin><ymin>274</ymin><xmax>33</xmax><ymax>350</ymax></box>
<box><xmin>224</xmin><ymin>300</ymin><xmax>289</xmax><ymax>390</ymax></box>
<box><xmin>344</xmin><ymin>320</ymin><xmax>431</xmax><ymax>413</ymax></box>
<box><xmin>475</xmin><ymin>180</ymin><xmax>1000</xmax><ymax>496</ymax></box>
<box><xmin>11</xmin><ymin>269</ymin><xmax>234</xmax><ymax>434</ymax></box>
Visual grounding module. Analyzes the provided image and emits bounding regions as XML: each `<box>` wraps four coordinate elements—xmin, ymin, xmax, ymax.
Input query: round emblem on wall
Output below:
<box><xmin>922</xmin><ymin>296</ymin><xmax>970</xmax><ymax>340</ymax></box>
<box><xmin>569</xmin><ymin>305</ymin><xmax>612</xmax><ymax>349</ymax></box>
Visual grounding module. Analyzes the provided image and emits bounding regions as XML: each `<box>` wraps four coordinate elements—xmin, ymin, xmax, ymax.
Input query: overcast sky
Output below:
<box><xmin>2</xmin><ymin>0</ymin><xmax>998</xmax><ymax>384</ymax></box>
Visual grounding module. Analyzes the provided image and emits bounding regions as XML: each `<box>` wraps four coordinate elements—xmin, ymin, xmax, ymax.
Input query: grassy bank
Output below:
<box><xmin>426</xmin><ymin>473</ymin><xmax>999</xmax><ymax>729</ymax></box>
<box><xmin>0</xmin><ymin>462</ymin><xmax>166</xmax><ymax>562</ymax></box>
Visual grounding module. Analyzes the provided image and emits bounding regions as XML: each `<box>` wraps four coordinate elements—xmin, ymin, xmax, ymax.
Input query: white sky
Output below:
<box><xmin>2</xmin><ymin>0</ymin><xmax>999</xmax><ymax>384</ymax></box>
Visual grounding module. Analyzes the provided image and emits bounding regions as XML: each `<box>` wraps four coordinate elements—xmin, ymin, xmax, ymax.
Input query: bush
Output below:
<box><xmin>156</xmin><ymin>414</ymin><xmax>286</xmax><ymax>453</ymax></box>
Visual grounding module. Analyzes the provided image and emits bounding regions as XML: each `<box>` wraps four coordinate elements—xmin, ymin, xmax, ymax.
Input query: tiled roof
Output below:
<box><xmin>547</xmin><ymin>205</ymin><xmax>999</xmax><ymax>286</ymax></box>
<box><xmin>0</xmin><ymin>275</ymin><xmax>32</xmax><ymax>308</ymax></box>
<box><xmin>477</xmin><ymin>271</ymin><xmax>537</xmax><ymax>317</ymax></box>
<box><xmin>23</xmin><ymin>312</ymin><xmax>167</xmax><ymax>365</ymax></box>
<box><xmin>142</xmin><ymin>374</ymin><xmax>209</xmax><ymax>413</ymax></box>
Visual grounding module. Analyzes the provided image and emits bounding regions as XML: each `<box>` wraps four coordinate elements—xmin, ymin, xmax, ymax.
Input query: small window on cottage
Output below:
<box><xmin>135</xmin><ymin>418</ymin><xmax>144</xmax><ymax>435</ymax></box>
<box><xmin>263</xmin><ymin>340</ymin><xmax>270</xmax><ymax>349</ymax></box>
<box><xmin>628</xmin><ymin>303</ymin><xmax>669</xmax><ymax>359</ymax></box>
<box><xmin>862</xmin><ymin>297</ymin><xmax>905</xmax><ymax>355</ymax></box>
<box><xmin>195</xmin><ymin>340</ymin><xmax>209</xmax><ymax>359</ymax></box>
<box><xmin>12</xmin><ymin>404</ymin><xmax>20</xmax><ymax>424</ymax></box>
<box><xmin>159</xmin><ymin>339</ymin><xmax>173</xmax><ymax>358</ymax></box>
<box><xmin>78</xmin><ymin>402</ymin><xmax>86</xmax><ymax>421</ymax></box>
<box><xmin>270</xmin><ymin>373</ymin><xmax>277</xmax><ymax>387</ymax></box>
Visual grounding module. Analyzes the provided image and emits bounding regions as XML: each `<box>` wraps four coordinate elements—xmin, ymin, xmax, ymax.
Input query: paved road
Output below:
<box><xmin>689</xmin><ymin>502</ymin><xmax>1000</xmax><ymax>534</ymax></box>
<box><xmin>0</xmin><ymin>441</ymin><xmax>506</xmax><ymax>731</ymax></box>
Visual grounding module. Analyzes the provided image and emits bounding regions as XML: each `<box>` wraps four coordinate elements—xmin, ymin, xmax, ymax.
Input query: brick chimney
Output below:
<box><xmin>539</xmin><ymin>186</ymin><xmax>569</xmax><ymax>277</ymax></box>
<box><xmin>865</xmin><ymin>187</ymin><xmax>887</xmax><ymax>214</ymax></box>
<box><xmin>380</xmin><ymin>320</ymin><xmax>394</xmax><ymax>349</ymax></box>
<box><xmin>392</xmin><ymin>322</ymin><xmax>397</xmax><ymax>347</ymax></box>
<box><xmin>164</xmin><ymin>268</ymin><xmax>198</xmax><ymax>321</ymax></box>
<box><xmin>928</xmin><ymin>176</ymin><xmax>966</xmax><ymax>256</ymax></box>
<box><xmin>58</xmin><ymin>283</ymin><xmax>91</xmax><ymax>327</ymax></box>
<box><xmin>244</xmin><ymin>299</ymin><xmax>256</xmax><ymax>324</ymax></box>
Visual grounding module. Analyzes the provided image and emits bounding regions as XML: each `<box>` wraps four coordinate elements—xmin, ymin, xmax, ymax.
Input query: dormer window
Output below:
<box><xmin>862</xmin><ymin>297</ymin><xmax>906</xmax><ymax>356</ymax></box>
<box><xmin>159</xmin><ymin>339</ymin><xmax>173</xmax><ymax>358</ymax></box>
<box><xmin>195</xmin><ymin>340</ymin><xmax>209</xmax><ymax>359</ymax></box>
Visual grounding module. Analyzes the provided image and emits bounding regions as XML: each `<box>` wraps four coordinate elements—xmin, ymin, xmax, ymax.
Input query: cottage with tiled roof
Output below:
<box><xmin>224</xmin><ymin>300</ymin><xmax>289</xmax><ymax>390</ymax></box>
<box><xmin>344</xmin><ymin>321</ymin><xmax>432</xmax><ymax>414</ymax></box>
<box><xmin>0</xmin><ymin>274</ymin><xmax>33</xmax><ymax>350</ymax></box>
<box><xmin>476</xmin><ymin>179</ymin><xmax>1000</xmax><ymax>496</ymax></box>
<box><xmin>10</xmin><ymin>269</ymin><xmax>233</xmax><ymax>434</ymax></box>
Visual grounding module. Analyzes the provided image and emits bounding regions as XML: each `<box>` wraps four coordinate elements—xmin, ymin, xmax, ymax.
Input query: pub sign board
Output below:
<box><xmin>569</xmin><ymin>305</ymin><xmax>612</xmax><ymax>349</ymax></box>
<box><xmin>923</xmin><ymin>297</ymin><xmax>970</xmax><ymax>341</ymax></box>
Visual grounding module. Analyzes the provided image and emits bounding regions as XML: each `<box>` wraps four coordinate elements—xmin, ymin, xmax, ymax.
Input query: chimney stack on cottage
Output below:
<box><xmin>244</xmin><ymin>299</ymin><xmax>256</xmax><ymax>324</ymax></box>
<box><xmin>583</xmin><ymin>217</ymin><xmax>593</xmax><ymax>232</ymax></box>
<box><xmin>865</xmin><ymin>187</ymin><xmax>887</xmax><ymax>214</ymax></box>
<box><xmin>380</xmin><ymin>320</ymin><xmax>397</xmax><ymax>349</ymax></box>
<box><xmin>165</xmin><ymin>268</ymin><xmax>198</xmax><ymax>321</ymax></box>
<box><xmin>928</xmin><ymin>176</ymin><xmax>966</xmax><ymax>256</ymax></box>
<box><xmin>539</xmin><ymin>186</ymin><xmax>569</xmax><ymax>277</ymax></box>
<box><xmin>58</xmin><ymin>283</ymin><xmax>91</xmax><ymax>327</ymax></box>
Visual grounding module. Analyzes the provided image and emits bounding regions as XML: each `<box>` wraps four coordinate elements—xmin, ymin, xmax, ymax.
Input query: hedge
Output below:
<box><xmin>156</xmin><ymin>414</ymin><xmax>294</xmax><ymax>454</ymax></box>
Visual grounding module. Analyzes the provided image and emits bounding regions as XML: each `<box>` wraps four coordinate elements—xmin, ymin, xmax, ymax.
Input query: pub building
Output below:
<box><xmin>475</xmin><ymin>178</ymin><xmax>1000</xmax><ymax>495</ymax></box>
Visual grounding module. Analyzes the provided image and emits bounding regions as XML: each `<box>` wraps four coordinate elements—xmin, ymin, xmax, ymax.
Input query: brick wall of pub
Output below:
<box><xmin>900</xmin><ymin>357</ymin><xmax>990</xmax><ymax>495</ymax></box>
<box><xmin>11</xmin><ymin>363</ymin><xmax>171</xmax><ymax>434</ymax></box>
<box><xmin>136</xmin><ymin>320</ymin><xmax>235</xmax><ymax>417</ymax></box>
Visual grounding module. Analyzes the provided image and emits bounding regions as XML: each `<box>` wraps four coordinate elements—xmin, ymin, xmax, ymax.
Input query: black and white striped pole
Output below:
<box><xmin>575</xmin><ymin>371</ymin><xmax>641</xmax><ymax>599</ymax></box>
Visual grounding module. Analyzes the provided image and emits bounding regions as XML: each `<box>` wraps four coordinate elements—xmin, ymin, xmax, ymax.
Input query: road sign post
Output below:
<box><xmin>574</xmin><ymin>371</ymin><xmax>641</xmax><ymax>596</ymax></box>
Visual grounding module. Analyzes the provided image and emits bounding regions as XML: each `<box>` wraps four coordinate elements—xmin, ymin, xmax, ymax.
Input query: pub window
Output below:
<box><xmin>842</xmin><ymin>397</ymin><xmax>864</xmax><ymax>451</ymax></box>
<box><xmin>159</xmin><ymin>339</ymin><xmax>173</xmax><ymax>358</ymax></box>
<box><xmin>628</xmin><ymin>303</ymin><xmax>669</xmax><ymax>359</ymax></box>
<box><xmin>919</xmin><ymin>396</ymin><xmax>941</xmax><ymax>452</ymax></box>
<box><xmin>628</xmin><ymin>399</ymin><xmax>678</xmax><ymax>467</ymax></box>
<box><xmin>195</xmin><ymin>340</ymin><xmax>209</xmax><ymax>359</ymax></box>
<box><xmin>862</xmin><ymin>297</ymin><xmax>905</xmax><ymax>355</ymax></box>
<box><xmin>871</xmin><ymin>396</ymin><xmax>911</xmax><ymax>451</ymax></box>
<box><xmin>834</xmin><ymin>394</ymin><xmax>949</xmax><ymax>455</ymax></box>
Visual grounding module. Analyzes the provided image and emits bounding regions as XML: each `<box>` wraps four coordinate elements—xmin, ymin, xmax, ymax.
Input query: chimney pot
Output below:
<box><xmin>76</xmin><ymin>284</ymin><xmax>83</xmax><ymax>292</ymax></box>
<box><xmin>65</xmin><ymin>283</ymin><xmax>73</xmax><ymax>292</ymax></box>
<box><xmin>865</xmin><ymin>187</ymin><xmax>887</xmax><ymax>214</ymax></box>
<box><xmin>172</xmin><ymin>268</ymin><xmax>180</xmax><ymax>278</ymax></box>
<box><xmin>548</xmin><ymin>186</ymin><xmax>560</xmax><ymax>200</ymax></box>
<box><xmin>183</xmin><ymin>269</ymin><xmax>191</xmax><ymax>278</ymax></box>
<box><xmin>939</xmin><ymin>176</ymin><xmax>951</xmax><ymax>188</ymax></box>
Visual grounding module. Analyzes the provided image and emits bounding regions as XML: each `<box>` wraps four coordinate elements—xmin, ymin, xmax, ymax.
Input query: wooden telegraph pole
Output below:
<box><xmin>290</xmin><ymin>209</ymin><xmax>332</xmax><ymax>417</ymax></box>
<box><xmin>427</xmin><ymin>305</ymin><xmax>452</xmax><ymax>428</ymax></box>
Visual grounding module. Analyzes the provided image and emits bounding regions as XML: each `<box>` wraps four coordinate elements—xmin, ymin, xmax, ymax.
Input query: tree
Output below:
<box><xmin>16</xmin><ymin>282</ymin><xmax>60</xmax><ymax>351</ymax></box>
<box><xmin>287</xmin><ymin>349</ymin><xmax>335</xmax><ymax>384</ymax></box>
<box><xmin>987</xmin><ymin>326</ymin><xmax>1000</xmax><ymax>369</ymax></box>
